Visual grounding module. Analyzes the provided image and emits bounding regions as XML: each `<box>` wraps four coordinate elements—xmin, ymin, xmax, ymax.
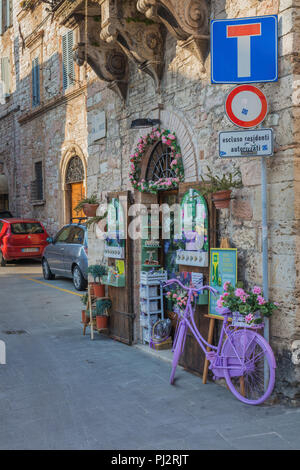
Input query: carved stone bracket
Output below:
<box><xmin>137</xmin><ymin>0</ymin><xmax>209</xmax><ymax>68</ymax></box>
<box><xmin>73</xmin><ymin>15</ymin><xmax>129</xmax><ymax>101</ymax></box>
<box><xmin>99</xmin><ymin>0</ymin><xmax>164</xmax><ymax>90</ymax></box>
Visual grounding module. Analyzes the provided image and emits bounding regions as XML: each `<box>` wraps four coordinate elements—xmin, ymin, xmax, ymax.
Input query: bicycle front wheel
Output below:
<box><xmin>223</xmin><ymin>330</ymin><xmax>276</xmax><ymax>405</ymax></box>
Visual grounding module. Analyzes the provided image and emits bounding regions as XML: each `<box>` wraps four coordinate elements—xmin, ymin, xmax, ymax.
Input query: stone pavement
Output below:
<box><xmin>0</xmin><ymin>262</ymin><xmax>300</xmax><ymax>450</ymax></box>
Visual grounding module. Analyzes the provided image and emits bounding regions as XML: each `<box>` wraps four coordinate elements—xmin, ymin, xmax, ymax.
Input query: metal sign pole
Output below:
<box><xmin>261</xmin><ymin>155</ymin><xmax>269</xmax><ymax>390</ymax></box>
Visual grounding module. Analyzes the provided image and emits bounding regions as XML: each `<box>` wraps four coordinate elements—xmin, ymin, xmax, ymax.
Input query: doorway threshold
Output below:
<box><xmin>134</xmin><ymin>343</ymin><xmax>174</xmax><ymax>365</ymax></box>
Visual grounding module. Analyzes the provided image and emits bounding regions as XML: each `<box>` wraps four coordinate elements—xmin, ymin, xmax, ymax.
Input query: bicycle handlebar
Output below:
<box><xmin>162</xmin><ymin>278</ymin><xmax>219</xmax><ymax>296</ymax></box>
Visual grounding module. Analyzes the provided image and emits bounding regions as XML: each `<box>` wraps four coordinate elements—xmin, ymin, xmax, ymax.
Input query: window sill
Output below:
<box><xmin>31</xmin><ymin>200</ymin><xmax>45</xmax><ymax>206</ymax></box>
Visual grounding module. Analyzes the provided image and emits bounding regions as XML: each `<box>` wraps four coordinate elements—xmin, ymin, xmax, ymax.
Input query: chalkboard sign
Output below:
<box><xmin>208</xmin><ymin>248</ymin><xmax>237</xmax><ymax>316</ymax></box>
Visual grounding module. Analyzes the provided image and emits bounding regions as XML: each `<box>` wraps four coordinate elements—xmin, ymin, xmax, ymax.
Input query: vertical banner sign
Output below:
<box><xmin>209</xmin><ymin>248</ymin><xmax>237</xmax><ymax>316</ymax></box>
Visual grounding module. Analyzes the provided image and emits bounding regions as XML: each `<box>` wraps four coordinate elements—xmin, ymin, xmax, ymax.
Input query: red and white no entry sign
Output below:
<box><xmin>225</xmin><ymin>85</ymin><xmax>268</xmax><ymax>128</ymax></box>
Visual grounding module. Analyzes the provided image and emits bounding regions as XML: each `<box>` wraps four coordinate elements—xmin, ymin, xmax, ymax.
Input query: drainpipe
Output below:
<box><xmin>261</xmin><ymin>155</ymin><xmax>269</xmax><ymax>390</ymax></box>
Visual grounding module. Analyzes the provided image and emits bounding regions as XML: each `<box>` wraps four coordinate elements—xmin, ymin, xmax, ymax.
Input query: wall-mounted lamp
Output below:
<box><xmin>130</xmin><ymin>118</ymin><xmax>161</xmax><ymax>129</ymax></box>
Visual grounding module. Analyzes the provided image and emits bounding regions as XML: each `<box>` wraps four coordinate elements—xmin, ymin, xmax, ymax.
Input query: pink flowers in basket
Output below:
<box><xmin>217</xmin><ymin>282</ymin><xmax>279</xmax><ymax>324</ymax></box>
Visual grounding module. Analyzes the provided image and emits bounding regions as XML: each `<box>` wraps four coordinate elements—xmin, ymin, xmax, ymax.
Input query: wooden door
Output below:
<box><xmin>177</xmin><ymin>182</ymin><xmax>217</xmax><ymax>377</ymax></box>
<box><xmin>106</xmin><ymin>191</ymin><xmax>134</xmax><ymax>345</ymax></box>
<box><xmin>71</xmin><ymin>182</ymin><xmax>84</xmax><ymax>220</ymax></box>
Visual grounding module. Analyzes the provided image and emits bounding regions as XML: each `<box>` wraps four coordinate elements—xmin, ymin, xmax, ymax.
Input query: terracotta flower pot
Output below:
<box><xmin>96</xmin><ymin>315</ymin><xmax>108</xmax><ymax>330</ymax></box>
<box><xmin>212</xmin><ymin>190</ymin><xmax>232</xmax><ymax>209</ymax></box>
<box><xmin>93</xmin><ymin>283</ymin><xmax>105</xmax><ymax>298</ymax></box>
<box><xmin>83</xmin><ymin>203</ymin><xmax>99</xmax><ymax>217</ymax></box>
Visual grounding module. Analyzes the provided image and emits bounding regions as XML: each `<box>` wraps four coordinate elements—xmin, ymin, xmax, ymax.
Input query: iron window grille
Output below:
<box><xmin>145</xmin><ymin>140</ymin><xmax>176</xmax><ymax>182</ymax></box>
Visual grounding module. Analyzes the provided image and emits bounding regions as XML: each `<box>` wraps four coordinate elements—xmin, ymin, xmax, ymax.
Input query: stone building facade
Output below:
<box><xmin>0</xmin><ymin>0</ymin><xmax>89</xmax><ymax>233</ymax></box>
<box><xmin>1</xmin><ymin>0</ymin><xmax>300</xmax><ymax>401</ymax></box>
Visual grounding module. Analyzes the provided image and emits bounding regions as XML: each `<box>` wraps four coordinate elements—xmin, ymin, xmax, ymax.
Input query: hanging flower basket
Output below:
<box><xmin>129</xmin><ymin>128</ymin><xmax>184</xmax><ymax>194</ymax></box>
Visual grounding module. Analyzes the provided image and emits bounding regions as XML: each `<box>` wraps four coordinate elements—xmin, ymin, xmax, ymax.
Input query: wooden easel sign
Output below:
<box><xmin>208</xmin><ymin>248</ymin><xmax>238</xmax><ymax>316</ymax></box>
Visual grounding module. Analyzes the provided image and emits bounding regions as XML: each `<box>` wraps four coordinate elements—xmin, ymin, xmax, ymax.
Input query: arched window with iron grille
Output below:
<box><xmin>65</xmin><ymin>156</ymin><xmax>84</xmax><ymax>184</ymax></box>
<box><xmin>145</xmin><ymin>141</ymin><xmax>176</xmax><ymax>183</ymax></box>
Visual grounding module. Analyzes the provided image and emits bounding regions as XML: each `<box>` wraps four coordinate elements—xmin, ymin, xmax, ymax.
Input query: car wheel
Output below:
<box><xmin>42</xmin><ymin>258</ymin><xmax>55</xmax><ymax>280</ymax></box>
<box><xmin>0</xmin><ymin>251</ymin><xmax>6</xmax><ymax>267</ymax></box>
<box><xmin>72</xmin><ymin>265</ymin><xmax>87</xmax><ymax>291</ymax></box>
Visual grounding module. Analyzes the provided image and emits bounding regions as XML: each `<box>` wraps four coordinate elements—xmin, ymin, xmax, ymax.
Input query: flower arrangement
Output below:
<box><xmin>165</xmin><ymin>288</ymin><xmax>190</xmax><ymax>312</ymax></box>
<box><xmin>217</xmin><ymin>282</ymin><xmax>279</xmax><ymax>325</ymax></box>
<box><xmin>129</xmin><ymin>128</ymin><xmax>184</xmax><ymax>194</ymax></box>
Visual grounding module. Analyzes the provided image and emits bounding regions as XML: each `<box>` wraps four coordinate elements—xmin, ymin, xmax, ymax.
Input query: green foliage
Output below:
<box><xmin>88</xmin><ymin>264</ymin><xmax>107</xmax><ymax>283</ymax></box>
<box><xmin>80</xmin><ymin>293</ymin><xmax>88</xmax><ymax>306</ymax></box>
<box><xmin>200</xmin><ymin>166</ymin><xmax>243</xmax><ymax>195</ymax></box>
<box><xmin>96</xmin><ymin>298</ymin><xmax>112</xmax><ymax>316</ymax></box>
<box><xmin>219</xmin><ymin>282</ymin><xmax>279</xmax><ymax>320</ymax></box>
<box><xmin>85</xmin><ymin>212</ymin><xmax>108</xmax><ymax>229</ymax></box>
<box><xmin>74</xmin><ymin>193</ymin><xmax>99</xmax><ymax>213</ymax></box>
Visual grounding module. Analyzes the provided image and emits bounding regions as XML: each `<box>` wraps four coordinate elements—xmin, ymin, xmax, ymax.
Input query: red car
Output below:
<box><xmin>0</xmin><ymin>218</ymin><xmax>50</xmax><ymax>266</ymax></box>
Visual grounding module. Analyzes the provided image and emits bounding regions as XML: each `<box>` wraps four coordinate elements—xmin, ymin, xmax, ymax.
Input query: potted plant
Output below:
<box><xmin>88</xmin><ymin>264</ymin><xmax>108</xmax><ymax>297</ymax></box>
<box><xmin>200</xmin><ymin>166</ymin><xmax>243</xmax><ymax>209</ymax></box>
<box><xmin>217</xmin><ymin>282</ymin><xmax>279</xmax><ymax>326</ymax></box>
<box><xmin>74</xmin><ymin>193</ymin><xmax>100</xmax><ymax>217</ymax></box>
<box><xmin>85</xmin><ymin>212</ymin><xmax>107</xmax><ymax>229</ymax></box>
<box><xmin>95</xmin><ymin>298</ymin><xmax>112</xmax><ymax>330</ymax></box>
<box><xmin>80</xmin><ymin>293</ymin><xmax>89</xmax><ymax>323</ymax></box>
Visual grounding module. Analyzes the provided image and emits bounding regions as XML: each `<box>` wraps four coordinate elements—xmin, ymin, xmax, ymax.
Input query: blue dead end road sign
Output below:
<box><xmin>211</xmin><ymin>15</ymin><xmax>278</xmax><ymax>84</ymax></box>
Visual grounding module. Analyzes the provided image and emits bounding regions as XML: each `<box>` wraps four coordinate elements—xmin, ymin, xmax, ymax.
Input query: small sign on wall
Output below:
<box><xmin>90</xmin><ymin>111</ymin><xmax>106</xmax><ymax>142</ymax></box>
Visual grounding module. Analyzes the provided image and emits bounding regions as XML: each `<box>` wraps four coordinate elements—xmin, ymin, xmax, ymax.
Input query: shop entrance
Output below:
<box><xmin>158</xmin><ymin>190</ymin><xmax>179</xmax><ymax>279</ymax></box>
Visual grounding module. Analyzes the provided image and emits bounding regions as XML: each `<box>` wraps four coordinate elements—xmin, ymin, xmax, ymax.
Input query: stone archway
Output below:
<box><xmin>60</xmin><ymin>145</ymin><xmax>87</xmax><ymax>224</ymax></box>
<box><xmin>159</xmin><ymin>107</ymin><xmax>199</xmax><ymax>182</ymax></box>
<box><xmin>129</xmin><ymin>107</ymin><xmax>199</xmax><ymax>185</ymax></box>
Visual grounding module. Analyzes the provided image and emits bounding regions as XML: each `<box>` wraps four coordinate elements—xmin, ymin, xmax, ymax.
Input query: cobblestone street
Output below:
<box><xmin>0</xmin><ymin>262</ymin><xmax>299</xmax><ymax>450</ymax></box>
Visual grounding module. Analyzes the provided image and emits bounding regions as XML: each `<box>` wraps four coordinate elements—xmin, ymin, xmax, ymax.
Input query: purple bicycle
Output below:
<box><xmin>163</xmin><ymin>278</ymin><xmax>276</xmax><ymax>405</ymax></box>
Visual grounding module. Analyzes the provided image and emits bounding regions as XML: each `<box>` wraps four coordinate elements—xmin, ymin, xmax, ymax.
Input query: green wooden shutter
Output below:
<box><xmin>62</xmin><ymin>31</ymin><xmax>74</xmax><ymax>89</ymax></box>
<box><xmin>1</xmin><ymin>57</ymin><xmax>10</xmax><ymax>97</ymax></box>
<box><xmin>6</xmin><ymin>0</ymin><xmax>10</xmax><ymax>28</ymax></box>
<box><xmin>32</xmin><ymin>57</ymin><xmax>40</xmax><ymax>107</ymax></box>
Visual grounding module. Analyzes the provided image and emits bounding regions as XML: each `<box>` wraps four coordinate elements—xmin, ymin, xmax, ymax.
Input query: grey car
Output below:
<box><xmin>42</xmin><ymin>223</ymin><xmax>88</xmax><ymax>291</ymax></box>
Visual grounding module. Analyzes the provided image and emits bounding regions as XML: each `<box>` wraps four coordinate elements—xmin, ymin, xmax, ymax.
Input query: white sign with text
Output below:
<box><xmin>219</xmin><ymin>128</ymin><xmax>274</xmax><ymax>158</ymax></box>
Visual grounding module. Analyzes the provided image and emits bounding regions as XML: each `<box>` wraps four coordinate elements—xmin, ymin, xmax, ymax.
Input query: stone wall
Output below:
<box><xmin>0</xmin><ymin>1</ymin><xmax>89</xmax><ymax>235</ymax></box>
<box><xmin>86</xmin><ymin>0</ymin><xmax>300</xmax><ymax>401</ymax></box>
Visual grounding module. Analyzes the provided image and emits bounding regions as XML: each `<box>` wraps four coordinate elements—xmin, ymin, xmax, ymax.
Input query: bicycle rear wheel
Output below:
<box><xmin>223</xmin><ymin>330</ymin><xmax>276</xmax><ymax>405</ymax></box>
<box><xmin>170</xmin><ymin>322</ymin><xmax>187</xmax><ymax>385</ymax></box>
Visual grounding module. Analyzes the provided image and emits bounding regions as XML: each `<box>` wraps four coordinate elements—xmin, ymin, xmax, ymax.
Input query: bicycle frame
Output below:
<box><xmin>163</xmin><ymin>278</ymin><xmax>276</xmax><ymax>404</ymax></box>
<box><xmin>164</xmin><ymin>279</ymin><xmax>254</xmax><ymax>377</ymax></box>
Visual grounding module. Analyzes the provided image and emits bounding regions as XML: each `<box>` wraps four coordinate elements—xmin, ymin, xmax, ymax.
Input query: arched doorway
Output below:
<box><xmin>65</xmin><ymin>155</ymin><xmax>85</xmax><ymax>221</ymax></box>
